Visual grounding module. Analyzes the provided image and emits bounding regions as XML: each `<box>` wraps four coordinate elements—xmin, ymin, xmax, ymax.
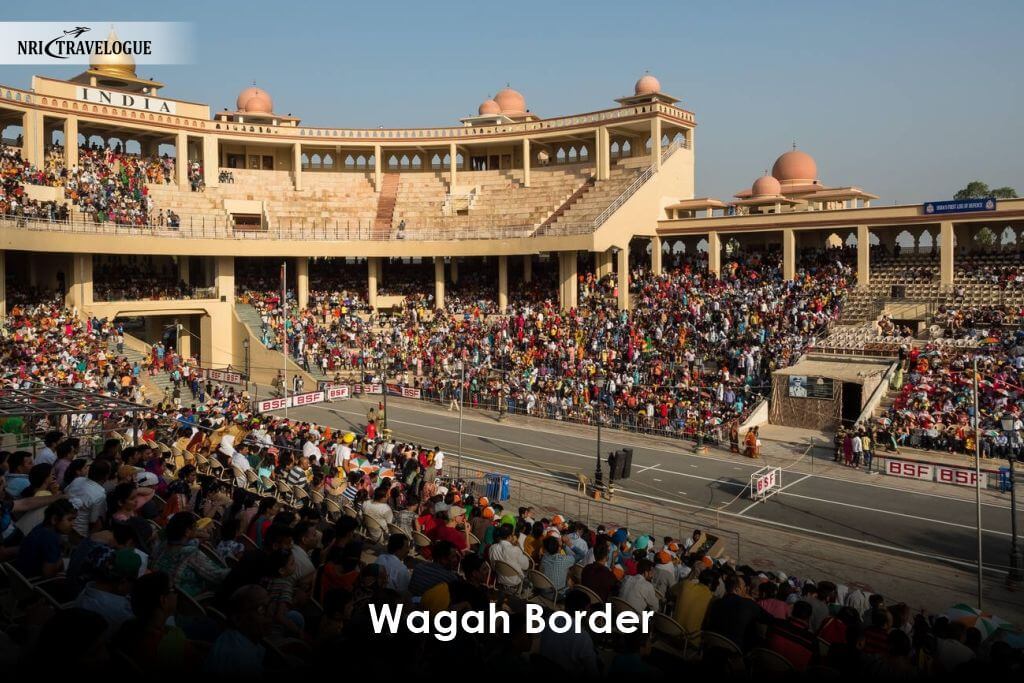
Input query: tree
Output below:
<box><xmin>954</xmin><ymin>181</ymin><xmax>1018</xmax><ymax>199</ymax></box>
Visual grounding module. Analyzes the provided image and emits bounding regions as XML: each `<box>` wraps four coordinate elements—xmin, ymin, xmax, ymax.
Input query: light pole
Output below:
<box><xmin>457</xmin><ymin>361</ymin><xmax>465</xmax><ymax>479</ymax></box>
<box><xmin>242</xmin><ymin>338</ymin><xmax>250</xmax><ymax>381</ymax></box>
<box><xmin>593</xmin><ymin>376</ymin><xmax>606</xmax><ymax>494</ymax></box>
<box><xmin>1000</xmin><ymin>413</ymin><xmax>1022</xmax><ymax>585</ymax></box>
<box><xmin>380</xmin><ymin>358</ymin><xmax>389</xmax><ymax>433</ymax></box>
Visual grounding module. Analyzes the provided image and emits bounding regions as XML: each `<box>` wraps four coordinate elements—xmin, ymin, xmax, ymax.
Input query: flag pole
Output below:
<box><xmin>283</xmin><ymin>260</ymin><xmax>289</xmax><ymax>421</ymax></box>
<box><xmin>973</xmin><ymin>356</ymin><xmax>983</xmax><ymax>609</ymax></box>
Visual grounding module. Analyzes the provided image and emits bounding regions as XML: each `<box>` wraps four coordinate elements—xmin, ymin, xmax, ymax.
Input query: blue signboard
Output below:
<box><xmin>922</xmin><ymin>198</ymin><xmax>997</xmax><ymax>215</ymax></box>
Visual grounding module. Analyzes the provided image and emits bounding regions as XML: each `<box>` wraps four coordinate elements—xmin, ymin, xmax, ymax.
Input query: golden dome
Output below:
<box><xmin>89</xmin><ymin>28</ymin><xmax>136</xmax><ymax>79</ymax></box>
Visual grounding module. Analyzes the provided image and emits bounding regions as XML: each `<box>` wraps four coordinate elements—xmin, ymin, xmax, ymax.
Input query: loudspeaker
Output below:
<box><xmin>619</xmin><ymin>448</ymin><xmax>633</xmax><ymax>479</ymax></box>
<box><xmin>607</xmin><ymin>450</ymin><xmax>620</xmax><ymax>480</ymax></box>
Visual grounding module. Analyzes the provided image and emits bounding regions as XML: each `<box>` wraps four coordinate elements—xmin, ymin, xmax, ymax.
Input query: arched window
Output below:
<box><xmin>568</xmin><ymin>147</ymin><xmax>578</xmax><ymax>162</ymax></box>
<box><xmin>610</xmin><ymin>141</ymin><xmax>620</xmax><ymax>158</ymax></box>
<box><xmin>579</xmin><ymin>145</ymin><xmax>589</xmax><ymax>161</ymax></box>
<box><xmin>345</xmin><ymin>155</ymin><xmax>356</xmax><ymax>168</ymax></box>
<box><xmin>455</xmin><ymin>153</ymin><xmax>464</xmax><ymax>168</ymax></box>
<box><xmin>399</xmin><ymin>154</ymin><xmax>410</xmax><ymax>168</ymax></box>
<box><xmin>411</xmin><ymin>155</ymin><xmax>422</xmax><ymax>169</ymax></box>
<box><xmin>696</xmin><ymin>238</ymin><xmax>709</xmax><ymax>253</ymax></box>
<box><xmin>323</xmin><ymin>154</ymin><xmax>334</xmax><ymax>169</ymax></box>
<box><xmin>311</xmin><ymin>153</ymin><xmax>321</xmax><ymax>169</ymax></box>
<box><xmin>388</xmin><ymin>155</ymin><xmax>399</xmax><ymax>169</ymax></box>
<box><xmin>556</xmin><ymin>148</ymin><xmax>566</xmax><ymax>164</ymax></box>
<box><xmin>622</xmin><ymin>140</ymin><xmax>632</xmax><ymax>156</ymax></box>
<box><xmin>431</xmin><ymin>154</ymin><xmax>441</xmax><ymax>169</ymax></box>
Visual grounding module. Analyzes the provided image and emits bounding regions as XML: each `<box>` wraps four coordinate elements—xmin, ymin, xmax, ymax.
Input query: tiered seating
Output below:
<box><xmin>144</xmin><ymin>183</ymin><xmax>233</xmax><ymax>229</ymax></box>
<box><xmin>537</xmin><ymin>163</ymin><xmax>645</xmax><ymax>236</ymax></box>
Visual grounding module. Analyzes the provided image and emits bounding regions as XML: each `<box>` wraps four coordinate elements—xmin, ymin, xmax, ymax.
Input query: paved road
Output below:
<box><xmin>271</xmin><ymin>395</ymin><xmax>1022</xmax><ymax>575</ymax></box>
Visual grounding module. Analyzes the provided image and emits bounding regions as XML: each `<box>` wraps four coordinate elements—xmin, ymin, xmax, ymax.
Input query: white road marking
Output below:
<box><xmin>635</xmin><ymin>463</ymin><xmax>661</xmax><ymax>474</ymax></box>
<box><xmin>653</xmin><ymin>478</ymin><xmax>662</xmax><ymax>482</ymax></box>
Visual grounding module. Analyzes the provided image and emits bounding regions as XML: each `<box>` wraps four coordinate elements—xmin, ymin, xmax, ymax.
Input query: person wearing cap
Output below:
<box><xmin>652</xmin><ymin>550</ymin><xmax>677</xmax><ymax>597</ymax></box>
<box><xmin>72</xmin><ymin>546</ymin><xmax>140</xmax><ymax>641</ymax></box>
<box><xmin>470</xmin><ymin>505</ymin><xmax>494</xmax><ymax>544</ymax></box>
<box><xmin>487</xmin><ymin>523</ymin><xmax>530</xmax><ymax>589</ymax></box>
<box><xmin>433</xmin><ymin>506</ymin><xmax>469</xmax><ymax>553</ymax></box>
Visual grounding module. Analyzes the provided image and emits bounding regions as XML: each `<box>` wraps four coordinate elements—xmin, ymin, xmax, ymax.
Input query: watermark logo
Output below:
<box><xmin>0</xmin><ymin>22</ymin><xmax>195</xmax><ymax>65</ymax></box>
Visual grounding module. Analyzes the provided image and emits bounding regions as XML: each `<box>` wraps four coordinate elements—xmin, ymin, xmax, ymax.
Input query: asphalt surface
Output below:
<box><xmin>270</xmin><ymin>395</ymin><xmax>1023</xmax><ymax>576</ymax></box>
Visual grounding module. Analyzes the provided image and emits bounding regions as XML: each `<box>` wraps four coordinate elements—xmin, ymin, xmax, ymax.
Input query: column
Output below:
<box><xmin>595</xmin><ymin>250</ymin><xmax>613</xmax><ymax>278</ymax></box>
<box><xmin>22</xmin><ymin>110</ymin><xmax>43</xmax><ymax>168</ymax></box>
<box><xmin>450</xmin><ymin>257</ymin><xmax>459</xmax><ymax>285</ymax></box>
<box><xmin>559</xmin><ymin>251</ymin><xmax>577</xmax><ymax>311</ymax></box>
<box><xmin>782</xmin><ymin>228</ymin><xmax>796</xmax><ymax>281</ymax></box>
<box><xmin>449</xmin><ymin>143</ymin><xmax>458</xmax><ymax>187</ymax></box>
<box><xmin>522</xmin><ymin>138</ymin><xmax>531</xmax><ymax>187</ymax></box>
<box><xmin>650</xmin><ymin>236</ymin><xmax>662</xmax><ymax>275</ymax></box>
<box><xmin>176</xmin><ymin>132</ymin><xmax>189</xmax><ymax>189</ymax></box>
<box><xmin>522</xmin><ymin>254</ymin><xmax>532</xmax><ymax>283</ymax></box>
<box><xmin>707</xmin><ymin>231</ymin><xmax>722</xmax><ymax>277</ymax></box>
<box><xmin>373</xmin><ymin>144</ymin><xmax>382</xmax><ymax>191</ymax></box>
<box><xmin>498</xmin><ymin>255</ymin><xmax>508</xmax><ymax>312</ymax></box>
<box><xmin>650</xmin><ymin>117</ymin><xmax>662</xmax><ymax>171</ymax></box>
<box><xmin>295</xmin><ymin>257</ymin><xmax>309</xmax><ymax>310</ymax></box>
<box><xmin>177</xmin><ymin>316</ymin><xmax>192</xmax><ymax>360</ymax></box>
<box><xmin>202</xmin><ymin>134</ymin><xmax>219</xmax><ymax>187</ymax></box>
<box><xmin>67</xmin><ymin>253</ymin><xmax>93</xmax><ymax>310</ymax></box>
<box><xmin>64</xmin><ymin>116</ymin><xmax>78</xmax><ymax>168</ymax></box>
<box><xmin>616</xmin><ymin>247</ymin><xmax>630</xmax><ymax>311</ymax></box>
<box><xmin>593</xmin><ymin>128</ymin><xmax>604</xmax><ymax>180</ymax></box>
<box><xmin>857</xmin><ymin>225</ymin><xmax>870</xmax><ymax>288</ymax></box>
<box><xmin>940</xmin><ymin>221</ymin><xmax>954</xmax><ymax>289</ymax></box>
<box><xmin>177</xmin><ymin>256</ymin><xmax>190</xmax><ymax>289</ymax></box>
<box><xmin>0</xmin><ymin>250</ymin><xmax>5</xmax><ymax>324</ymax></box>
<box><xmin>368</xmin><ymin>257</ymin><xmax>379</xmax><ymax>310</ymax></box>
<box><xmin>433</xmin><ymin>257</ymin><xmax>445</xmax><ymax>310</ymax></box>
<box><xmin>214</xmin><ymin>256</ymin><xmax>234</xmax><ymax>301</ymax></box>
<box><xmin>292</xmin><ymin>143</ymin><xmax>303</xmax><ymax>191</ymax></box>
<box><xmin>597</xmin><ymin>126</ymin><xmax>611</xmax><ymax>180</ymax></box>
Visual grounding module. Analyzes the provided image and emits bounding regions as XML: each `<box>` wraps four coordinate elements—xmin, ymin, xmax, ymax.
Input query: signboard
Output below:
<box><xmin>357</xmin><ymin>383</ymin><xmax>383</xmax><ymax>395</ymax></box>
<box><xmin>787</xmin><ymin>375</ymin><xmax>833</xmax><ymax>399</ymax></box>
<box><xmin>922</xmin><ymin>198</ymin><xmax>997</xmax><ymax>215</ymax></box>
<box><xmin>386</xmin><ymin>383</ymin><xmax>421</xmax><ymax>399</ymax></box>
<box><xmin>749</xmin><ymin>466</ymin><xmax>782</xmax><ymax>502</ymax></box>
<box><xmin>325</xmin><ymin>385</ymin><xmax>350</xmax><ymax>401</ymax></box>
<box><xmin>77</xmin><ymin>86</ymin><xmax>177</xmax><ymax>114</ymax></box>
<box><xmin>199</xmin><ymin>368</ymin><xmax>243</xmax><ymax>385</ymax></box>
<box><xmin>255</xmin><ymin>390</ymin><xmax>325</xmax><ymax>413</ymax></box>
<box><xmin>935</xmin><ymin>466</ymin><xmax>988</xmax><ymax>488</ymax></box>
<box><xmin>885</xmin><ymin>460</ymin><xmax>933</xmax><ymax>481</ymax></box>
<box><xmin>787</xmin><ymin>376</ymin><xmax>809</xmax><ymax>398</ymax></box>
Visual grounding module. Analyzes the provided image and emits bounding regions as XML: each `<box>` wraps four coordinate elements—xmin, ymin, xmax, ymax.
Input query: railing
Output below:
<box><xmin>590</xmin><ymin>138</ymin><xmax>685</xmax><ymax>229</ymax></box>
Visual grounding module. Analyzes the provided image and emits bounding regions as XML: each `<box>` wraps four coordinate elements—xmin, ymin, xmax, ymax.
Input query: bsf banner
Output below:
<box><xmin>325</xmin><ymin>385</ymin><xmax>351</xmax><ymax>401</ymax></box>
<box><xmin>255</xmin><ymin>390</ymin><xmax>325</xmax><ymax>413</ymax></box>
<box><xmin>355</xmin><ymin>383</ymin><xmax>383</xmax><ymax>395</ymax></box>
<box><xmin>200</xmin><ymin>368</ymin><xmax>244</xmax><ymax>385</ymax></box>
<box><xmin>386</xmin><ymin>383</ymin><xmax>421</xmax><ymax>399</ymax></box>
<box><xmin>883</xmin><ymin>459</ymin><xmax>991</xmax><ymax>488</ymax></box>
<box><xmin>885</xmin><ymin>460</ymin><xmax>933</xmax><ymax>481</ymax></box>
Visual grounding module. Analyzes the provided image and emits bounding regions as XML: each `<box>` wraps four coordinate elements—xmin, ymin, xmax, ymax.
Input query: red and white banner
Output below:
<box><xmin>935</xmin><ymin>465</ymin><xmax>988</xmax><ymax>488</ymax></box>
<box><xmin>325</xmin><ymin>385</ymin><xmax>350</xmax><ymax>401</ymax></box>
<box><xmin>355</xmin><ymin>383</ymin><xmax>383</xmax><ymax>395</ymax></box>
<box><xmin>256</xmin><ymin>390</ymin><xmax>325</xmax><ymax>413</ymax></box>
<box><xmin>386</xmin><ymin>383</ymin><xmax>421</xmax><ymax>399</ymax></box>
<box><xmin>199</xmin><ymin>368</ymin><xmax>244</xmax><ymax>385</ymax></box>
<box><xmin>754</xmin><ymin>469</ymin><xmax>778</xmax><ymax>495</ymax></box>
<box><xmin>885</xmin><ymin>460</ymin><xmax>933</xmax><ymax>481</ymax></box>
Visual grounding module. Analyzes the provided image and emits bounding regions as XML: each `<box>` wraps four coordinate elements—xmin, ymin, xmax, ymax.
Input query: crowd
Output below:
<box><xmin>93</xmin><ymin>259</ymin><xmax>196</xmax><ymax>302</ymax></box>
<box><xmin>0</xmin><ymin>144</ymin><xmax>70</xmax><ymax>222</ymax></box>
<box><xmin>0</xmin><ymin>382</ymin><xmax>1019</xmax><ymax>676</ymax></box>
<box><xmin>239</xmin><ymin>248</ymin><xmax>852</xmax><ymax>442</ymax></box>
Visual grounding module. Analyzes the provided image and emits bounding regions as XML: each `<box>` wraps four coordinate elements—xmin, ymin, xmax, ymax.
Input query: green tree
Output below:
<box><xmin>954</xmin><ymin>181</ymin><xmax>1017</xmax><ymax>199</ymax></box>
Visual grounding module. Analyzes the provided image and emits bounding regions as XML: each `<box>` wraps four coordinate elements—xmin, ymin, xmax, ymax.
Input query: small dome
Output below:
<box><xmin>771</xmin><ymin>149</ymin><xmax>817</xmax><ymax>183</ymax></box>
<box><xmin>494</xmin><ymin>87</ymin><xmax>526</xmax><ymax>115</ymax></box>
<box><xmin>478</xmin><ymin>98</ymin><xmax>500</xmax><ymax>115</ymax></box>
<box><xmin>751</xmin><ymin>174</ymin><xmax>782</xmax><ymax>197</ymax></box>
<box><xmin>634</xmin><ymin>73</ymin><xmax>661</xmax><ymax>96</ymax></box>
<box><xmin>236</xmin><ymin>86</ymin><xmax>274</xmax><ymax>114</ymax></box>
<box><xmin>90</xmin><ymin>29</ymin><xmax>136</xmax><ymax>78</ymax></box>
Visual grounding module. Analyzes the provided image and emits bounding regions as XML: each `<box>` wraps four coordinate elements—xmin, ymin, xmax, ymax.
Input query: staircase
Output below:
<box><xmin>235</xmin><ymin>304</ymin><xmax>329</xmax><ymax>383</ymax></box>
<box><xmin>108</xmin><ymin>339</ymin><xmax>176</xmax><ymax>401</ymax></box>
<box><xmin>535</xmin><ymin>177</ymin><xmax>596</xmax><ymax>234</ymax></box>
<box><xmin>373</xmin><ymin>173</ymin><xmax>401</xmax><ymax>239</ymax></box>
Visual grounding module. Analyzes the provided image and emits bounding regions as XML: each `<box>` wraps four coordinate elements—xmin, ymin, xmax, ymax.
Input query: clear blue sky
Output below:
<box><xmin>4</xmin><ymin>0</ymin><xmax>1021</xmax><ymax>203</ymax></box>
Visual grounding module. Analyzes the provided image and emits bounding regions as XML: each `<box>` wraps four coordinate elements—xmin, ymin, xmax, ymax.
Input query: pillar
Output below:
<box><xmin>857</xmin><ymin>225</ymin><xmax>870</xmax><ymax>288</ymax></box>
<box><xmin>616</xmin><ymin>247</ymin><xmax>630</xmax><ymax>311</ymax></box>
<box><xmin>593</xmin><ymin>128</ymin><xmax>604</xmax><ymax>180</ymax></box>
<box><xmin>178</xmin><ymin>256</ymin><xmax>190</xmax><ymax>288</ymax></box>
<box><xmin>708</xmin><ymin>231</ymin><xmax>722</xmax><ymax>277</ymax></box>
<box><xmin>940</xmin><ymin>221</ymin><xmax>954</xmax><ymax>289</ymax></box>
<box><xmin>67</xmin><ymin>253</ymin><xmax>93</xmax><ymax>310</ymax></box>
<box><xmin>782</xmin><ymin>228</ymin><xmax>796</xmax><ymax>281</ymax></box>
<box><xmin>450</xmin><ymin>258</ymin><xmax>459</xmax><ymax>285</ymax></box>
<box><xmin>498</xmin><ymin>255</ymin><xmax>508</xmax><ymax>312</ymax></box>
<box><xmin>596</xmin><ymin>126</ymin><xmax>611</xmax><ymax>180</ymax></box>
<box><xmin>368</xmin><ymin>257</ymin><xmax>380</xmax><ymax>310</ymax></box>
<box><xmin>295</xmin><ymin>257</ymin><xmax>309</xmax><ymax>310</ymax></box>
<box><xmin>292</xmin><ymin>143</ymin><xmax>303</xmax><ymax>191</ymax></box>
<box><xmin>522</xmin><ymin>254</ymin><xmax>532</xmax><ymax>284</ymax></box>
<box><xmin>177</xmin><ymin>316</ymin><xmax>192</xmax><ymax>360</ymax></box>
<box><xmin>449</xmin><ymin>143</ymin><xmax>458</xmax><ymax>187</ymax></box>
<box><xmin>650</xmin><ymin>236</ymin><xmax>662</xmax><ymax>274</ymax></box>
<box><xmin>0</xmin><ymin>250</ymin><xmax>5</xmax><ymax>323</ymax></box>
<box><xmin>558</xmin><ymin>251</ymin><xmax>577</xmax><ymax>312</ymax></box>
<box><xmin>373</xmin><ymin>144</ymin><xmax>382</xmax><ymax>191</ymax></box>
<box><xmin>64</xmin><ymin>116</ymin><xmax>78</xmax><ymax>168</ymax></box>
<box><xmin>202</xmin><ymin>135</ymin><xmax>219</xmax><ymax>187</ymax></box>
<box><xmin>214</xmin><ymin>256</ymin><xmax>234</xmax><ymax>302</ymax></box>
<box><xmin>433</xmin><ymin>257</ymin><xmax>445</xmax><ymax>310</ymax></box>
<box><xmin>176</xmin><ymin>132</ymin><xmax>189</xmax><ymax>189</ymax></box>
<box><xmin>522</xmin><ymin>138</ymin><xmax>531</xmax><ymax>187</ymax></box>
<box><xmin>650</xmin><ymin>117</ymin><xmax>662</xmax><ymax>171</ymax></box>
<box><xmin>22</xmin><ymin>110</ymin><xmax>43</xmax><ymax>168</ymax></box>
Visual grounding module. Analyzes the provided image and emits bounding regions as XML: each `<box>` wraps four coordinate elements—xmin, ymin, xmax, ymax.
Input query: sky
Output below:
<box><xmin>2</xmin><ymin>0</ymin><xmax>1021</xmax><ymax>204</ymax></box>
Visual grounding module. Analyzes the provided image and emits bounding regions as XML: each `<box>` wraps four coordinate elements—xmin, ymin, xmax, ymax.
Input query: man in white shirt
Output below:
<box><xmin>487</xmin><ymin>525</ymin><xmax>530</xmax><ymax>589</ymax></box>
<box><xmin>362</xmin><ymin>487</ymin><xmax>394</xmax><ymax>538</ymax></box>
<box><xmin>34</xmin><ymin>431</ymin><xmax>62</xmax><ymax>466</ymax></box>
<box><xmin>302</xmin><ymin>434</ymin><xmax>321</xmax><ymax>463</ymax></box>
<box><xmin>619</xmin><ymin>559</ymin><xmax>660</xmax><ymax>613</ymax></box>
<box><xmin>432</xmin><ymin>448</ymin><xmax>444</xmax><ymax>476</ymax></box>
<box><xmin>652</xmin><ymin>551</ymin><xmax>677</xmax><ymax>597</ymax></box>
<box><xmin>375</xmin><ymin>534</ymin><xmax>412</xmax><ymax>594</ymax></box>
<box><xmin>65</xmin><ymin>459</ymin><xmax>112</xmax><ymax>538</ymax></box>
<box><xmin>331</xmin><ymin>440</ymin><xmax>352</xmax><ymax>468</ymax></box>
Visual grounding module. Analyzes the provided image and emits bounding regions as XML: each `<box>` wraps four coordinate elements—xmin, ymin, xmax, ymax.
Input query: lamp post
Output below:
<box><xmin>457</xmin><ymin>361</ymin><xmax>465</xmax><ymax>479</ymax></box>
<box><xmin>242</xmin><ymin>338</ymin><xmax>250</xmax><ymax>381</ymax></box>
<box><xmin>1001</xmin><ymin>413</ymin><xmax>1022</xmax><ymax>585</ymax></box>
<box><xmin>380</xmin><ymin>358</ymin><xmax>389</xmax><ymax>433</ymax></box>
<box><xmin>594</xmin><ymin>377</ymin><xmax>606</xmax><ymax>495</ymax></box>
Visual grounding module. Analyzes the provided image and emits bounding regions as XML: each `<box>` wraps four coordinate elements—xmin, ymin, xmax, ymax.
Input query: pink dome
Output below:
<box><xmin>634</xmin><ymin>73</ymin><xmax>661</xmax><ymax>96</ymax></box>
<box><xmin>751</xmin><ymin>174</ymin><xmax>782</xmax><ymax>197</ymax></box>
<box><xmin>478</xmin><ymin>98</ymin><xmax>500</xmax><ymax>115</ymax></box>
<box><xmin>771</xmin><ymin>149</ymin><xmax>817</xmax><ymax>183</ymax></box>
<box><xmin>494</xmin><ymin>87</ymin><xmax>526</xmax><ymax>115</ymax></box>
<box><xmin>236</xmin><ymin>86</ymin><xmax>273</xmax><ymax>114</ymax></box>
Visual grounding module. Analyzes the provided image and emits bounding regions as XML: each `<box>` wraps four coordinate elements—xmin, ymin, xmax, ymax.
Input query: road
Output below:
<box><xmin>270</xmin><ymin>395</ymin><xmax>1022</xmax><ymax>577</ymax></box>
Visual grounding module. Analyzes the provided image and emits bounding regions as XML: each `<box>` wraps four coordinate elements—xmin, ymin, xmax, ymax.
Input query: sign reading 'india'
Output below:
<box><xmin>77</xmin><ymin>86</ymin><xmax>176</xmax><ymax>114</ymax></box>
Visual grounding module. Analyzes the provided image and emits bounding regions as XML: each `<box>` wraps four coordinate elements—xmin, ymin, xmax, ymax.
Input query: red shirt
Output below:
<box><xmin>435</xmin><ymin>525</ymin><xmax>468</xmax><ymax>552</ymax></box>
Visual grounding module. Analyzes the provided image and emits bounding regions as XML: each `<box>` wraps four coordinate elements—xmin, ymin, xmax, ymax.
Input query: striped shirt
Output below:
<box><xmin>285</xmin><ymin>466</ymin><xmax>307</xmax><ymax>488</ymax></box>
